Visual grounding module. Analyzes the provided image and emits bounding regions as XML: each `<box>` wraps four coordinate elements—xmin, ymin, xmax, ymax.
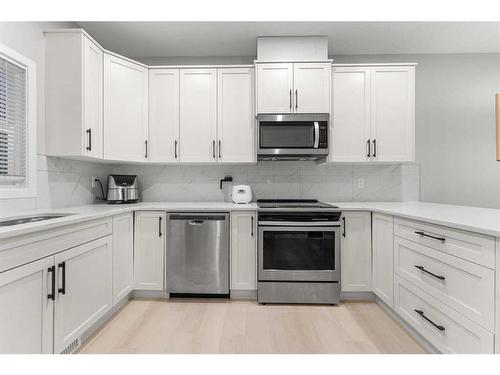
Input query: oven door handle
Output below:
<box><xmin>313</xmin><ymin>121</ymin><xmax>320</xmax><ymax>149</ymax></box>
<box><xmin>259</xmin><ymin>221</ymin><xmax>341</xmax><ymax>227</ymax></box>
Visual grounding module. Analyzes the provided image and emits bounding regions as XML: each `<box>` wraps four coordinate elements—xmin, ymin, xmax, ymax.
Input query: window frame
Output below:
<box><xmin>0</xmin><ymin>41</ymin><xmax>36</xmax><ymax>199</ymax></box>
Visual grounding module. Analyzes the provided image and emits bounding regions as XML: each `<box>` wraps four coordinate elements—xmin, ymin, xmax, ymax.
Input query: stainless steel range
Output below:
<box><xmin>257</xmin><ymin>199</ymin><xmax>342</xmax><ymax>304</ymax></box>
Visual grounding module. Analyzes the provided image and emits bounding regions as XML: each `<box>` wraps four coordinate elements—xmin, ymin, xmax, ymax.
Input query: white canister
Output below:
<box><xmin>231</xmin><ymin>185</ymin><xmax>252</xmax><ymax>204</ymax></box>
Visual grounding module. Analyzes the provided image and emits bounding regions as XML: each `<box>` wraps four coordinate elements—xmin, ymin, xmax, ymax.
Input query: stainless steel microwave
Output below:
<box><xmin>257</xmin><ymin>114</ymin><xmax>329</xmax><ymax>161</ymax></box>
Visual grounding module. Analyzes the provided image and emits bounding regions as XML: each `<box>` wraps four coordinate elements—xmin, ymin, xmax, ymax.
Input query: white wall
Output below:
<box><xmin>0</xmin><ymin>22</ymin><xmax>114</xmax><ymax>214</ymax></box>
<box><xmin>334</xmin><ymin>54</ymin><xmax>500</xmax><ymax>209</ymax></box>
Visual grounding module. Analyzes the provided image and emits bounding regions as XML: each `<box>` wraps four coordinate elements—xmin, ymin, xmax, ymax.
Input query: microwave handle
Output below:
<box><xmin>313</xmin><ymin>121</ymin><xmax>320</xmax><ymax>148</ymax></box>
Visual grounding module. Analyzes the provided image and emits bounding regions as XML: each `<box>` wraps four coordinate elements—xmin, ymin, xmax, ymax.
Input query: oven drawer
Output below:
<box><xmin>394</xmin><ymin>217</ymin><xmax>495</xmax><ymax>268</ymax></box>
<box><xmin>394</xmin><ymin>237</ymin><xmax>494</xmax><ymax>331</ymax></box>
<box><xmin>394</xmin><ymin>276</ymin><xmax>494</xmax><ymax>354</ymax></box>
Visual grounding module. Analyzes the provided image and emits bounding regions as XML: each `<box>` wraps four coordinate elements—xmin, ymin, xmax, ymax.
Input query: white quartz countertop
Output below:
<box><xmin>332</xmin><ymin>201</ymin><xmax>500</xmax><ymax>238</ymax></box>
<box><xmin>2</xmin><ymin>200</ymin><xmax>500</xmax><ymax>240</ymax></box>
<box><xmin>0</xmin><ymin>202</ymin><xmax>257</xmax><ymax>240</ymax></box>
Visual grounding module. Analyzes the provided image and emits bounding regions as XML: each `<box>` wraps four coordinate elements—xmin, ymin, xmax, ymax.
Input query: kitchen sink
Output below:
<box><xmin>0</xmin><ymin>213</ymin><xmax>75</xmax><ymax>227</ymax></box>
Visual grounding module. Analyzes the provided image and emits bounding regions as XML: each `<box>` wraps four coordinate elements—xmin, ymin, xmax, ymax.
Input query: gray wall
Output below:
<box><xmin>334</xmin><ymin>54</ymin><xmax>500</xmax><ymax>209</ymax></box>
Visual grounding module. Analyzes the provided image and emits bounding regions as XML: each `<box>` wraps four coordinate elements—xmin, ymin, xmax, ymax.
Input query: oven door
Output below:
<box><xmin>258</xmin><ymin>225</ymin><xmax>340</xmax><ymax>282</ymax></box>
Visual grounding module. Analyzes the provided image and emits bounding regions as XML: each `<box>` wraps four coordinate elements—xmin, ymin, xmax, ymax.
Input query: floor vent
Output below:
<box><xmin>60</xmin><ymin>338</ymin><xmax>80</xmax><ymax>354</ymax></box>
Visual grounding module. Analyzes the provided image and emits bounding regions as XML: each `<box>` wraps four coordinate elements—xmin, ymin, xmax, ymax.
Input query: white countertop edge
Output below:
<box><xmin>3</xmin><ymin>201</ymin><xmax>500</xmax><ymax>240</ymax></box>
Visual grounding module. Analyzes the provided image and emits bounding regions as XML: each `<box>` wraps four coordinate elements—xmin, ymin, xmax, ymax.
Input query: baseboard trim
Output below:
<box><xmin>375</xmin><ymin>296</ymin><xmax>439</xmax><ymax>354</ymax></box>
<box><xmin>77</xmin><ymin>293</ymin><xmax>131</xmax><ymax>351</ymax></box>
<box><xmin>132</xmin><ymin>290</ymin><xmax>169</xmax><ymax>299</ymax></box>
<box><xmin>230</xmin><ymin>290</ymin><xmax>257</xmax><ymax>300</ymax></box>
<box><xmin>340</xmin><ymin>291</ymin><xmax>376</xmax><ymax>301</ymax></box>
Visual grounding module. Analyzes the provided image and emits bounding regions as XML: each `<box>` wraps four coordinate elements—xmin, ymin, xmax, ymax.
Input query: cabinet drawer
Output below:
<box><xmin>395</xmin><ymin>237</ymin><xmax>494</xmax><ymax>331</ymax></box>
<box><xmin>394</xmin><ymin>217</ymin><xmax>495</xmax><ymax>268</ymax></box>
<box><xmin>394</xmin><ymin>276</ymin><xmax>494</xmax><ymax>353</ymax></box>
<box><xmin>0</xmin><ymin>218</ymin><xmax>112</xmax><ymax>273</ymax></box>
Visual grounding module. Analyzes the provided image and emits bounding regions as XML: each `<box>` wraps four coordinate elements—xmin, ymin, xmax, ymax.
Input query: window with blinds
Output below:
<box><xmin>0</xmin><ymin>55</ymin><xmax>27</xmax><ymax>180</ymax></box>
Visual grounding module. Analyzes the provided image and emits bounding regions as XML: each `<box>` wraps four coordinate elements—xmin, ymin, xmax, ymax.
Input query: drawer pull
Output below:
<box><xmin>414</xmin><ymin>231</ymin><xmax>446</xmax><ymax>242</ymax></box>
<box><xmin>414</xmin><ymin>309</ymin><xmax>446</xmax><ymax>331</ymax></box>
<box><xmin>414</xmin><ymin>265</ymin><xmax>446</xmax><ymax>281</ymax></box>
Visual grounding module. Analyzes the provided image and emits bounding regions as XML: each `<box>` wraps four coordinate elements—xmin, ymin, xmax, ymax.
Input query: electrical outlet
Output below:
<box><xmin>358</xmin><ymin>178</ymin><xmax>365</xmax><ymax>189</ymax></box>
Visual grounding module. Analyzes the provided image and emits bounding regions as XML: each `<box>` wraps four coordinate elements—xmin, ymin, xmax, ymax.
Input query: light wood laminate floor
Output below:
<box><xmin>79</xmin><ymin>299</ymin><xmax>428</xmax><ymax>354</ymax></box>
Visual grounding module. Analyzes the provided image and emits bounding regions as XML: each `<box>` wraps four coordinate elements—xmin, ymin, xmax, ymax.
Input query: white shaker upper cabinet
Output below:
<box><xmin>149</xmin><ymin>69</ymin><xmax>180</xmax><ymax>163</ymax></box>
<box><xmin>293</xmin><ymin>63</ymin><xmax>331</xmax><ymax>113</ymax></box>
<box><xmin>256</xmin><ymin>63</ymin><xmax>293</xmax><ymax>114</ymax></box>
<box><xmin>330</xmin><ymin>67</ymin><xmax>371</xmax><ymax>162</ymax></box>
<box><xmin>341</xmin><ymin>212</ymin><xmax>372</xmax><ymax>292</ymax></box>
<box><xmin>0</xmin><ymin>256</ymin><xmax>54</xmax><ymax>354</ymax></box>
<box><xmin>371</xmin><ymin>66</ymin><xmax>415</xmax><ymax>162</ymax></box>
<box><xmin>104</xmin><ymin>53</ymin><xmax>148</xmax><ymax>162</ymax></box>
<box><xmin>45</xmin><ymin>31</ymin><xmax>103</xmax><ymax>159</ymax></box>
<box><xmin>179</xmin><ymin>69</ymin><xmax>218</xmax><ymax>163</ymax></box>
<box><xmin>217</xmin><ymin>68</ymin><xmax>256</xmax><ymax>163</ymax></box>
<box><xmin>372</xmin><ymin>213</ymin><xmax>395</xmax><ymax>308</ymax></box>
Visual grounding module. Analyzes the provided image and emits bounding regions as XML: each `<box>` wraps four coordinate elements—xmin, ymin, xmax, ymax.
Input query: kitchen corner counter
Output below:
<box><xmin>0</xmin><ymin>202</ymin><xmax>257</xmax><ymax>240</ymax></box>
<box><xmin>332</xmin><ymin>201</ymin><xmax>500</xmax><ymax>238</ymax></box>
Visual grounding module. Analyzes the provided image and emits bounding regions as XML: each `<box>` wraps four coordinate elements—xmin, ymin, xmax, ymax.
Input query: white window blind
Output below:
<box><xmin>0</xmin><ymin>55</ymin><xmax>27</xmax><ymax>180</ymax></box>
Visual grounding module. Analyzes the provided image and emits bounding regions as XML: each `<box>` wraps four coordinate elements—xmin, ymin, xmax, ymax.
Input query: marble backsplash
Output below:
<box><xmin>112</xmin><ymin>162</ymin><xmax>420</xmax><ymax>203</ymax></box>
<box><xmin>0</xmin><ymin>158</ymin><xmax>419</xmax><ymax>215</ymax></box>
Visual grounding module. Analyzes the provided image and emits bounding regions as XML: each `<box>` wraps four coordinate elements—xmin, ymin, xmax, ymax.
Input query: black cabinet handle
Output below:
<box><xmin>218</xmin><ymin>140</ymin><xmax>221</xmax><ymax>159</ymax></box>
<box><xmin>372</xmin><ymin>139</ymin><xmax>377</xmax><ymax>157</ymax></box>
<box><xmin>342</xmin><ymin>216</ymin><xmax>346</xmax><ymax>237</ymax></box>
<box><xmin>289</xmin><ymin>89</ymin><xmax>292</xmax><ymax>109</ymax></box>
<box><xmin>295</xmin><ymin>89</ymin><xmax>298</xmax><ymax>109</ymax></box>
<box><xmin>251</xmin><ymin>216</ymin><xmax>254</xmax><ymax>237</ymax></box>
<box><xmin>48</xmin><ymin>266</ymin><xmax>56</xmax><ymax>301</ymax></box>
<box><xmin>414</xmin><ymin>265</ymin><xmax>446</xmax><ymax>281</ymax></box>
<box><xmin>159</xmin><ymin>216</ymin><xmax>162</xmax><ymax>237</ymax></box>
<box><xmin>414</xmin><ymin>309</ymin><xmax>445</xmax><ymax>331</ymax></box>
<box><xmin>212</xmin><ymin>140</ymin><xmax>216</xmax><ymax>159</ymax></box>
<box><xmin>86</xmin><ymin>129</ymin><xmax>92</xmax><ymax>151</ymax></box>
<box><xmin>414</xmin><ymin>231</ymin><xmax>446</xmax><ymax>242</ymax></box>
<box><xmin>175</xmin><ymin>140</ymin><xmax>178</xmax><ymax>159</ymax></box>
<box><xmin>58</xmin><ymin>262</ymin><xmax>66</xmax><ymax>295</ymax></box>
<box><xmin>145</xmin><ymin>140</ymin><xmax>148</xmax><ymax>159</ymax></box>
<box><xmin>366</xmin><ymin>139</ymin><xmax>371</xmax><ymax>158</ymax></box>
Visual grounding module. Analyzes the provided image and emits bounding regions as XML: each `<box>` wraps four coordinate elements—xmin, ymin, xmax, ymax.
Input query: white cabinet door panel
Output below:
<box><xmin>371</xmin><ymin>66</ymin><xmax>415</xmax><ymax>162</ymax></box>
<box><xmin>104</xmin><ymin>53</ymin><xmax>148</xmax><ymax>162</ymax></box>
<box><xmin>256</xmin><ymin>63</ymin><xmax>293</xmax><ymax>114</ymax></box>
<box><xmin>230</xmin><ymin>211</ymin><xmax>257</xmax><ymax>290</ymax></box>
<box><xmin>179</xmin><ymin>69</ymin><xmax>217</xmax><ymax>163</ymax></box>
<box><xmin>53</xmin><ymin>236</ymin><xmax>113</xmax><ymax>353</ymax></box>
<box><xmin>149</xmin><ymin>69</ymin><xmax>180</xmax><ymax>163</ymax></box>
<box><xmin>0</xmin><ymin>257</ymin><xmax>54</xmax><ymax>354</ymax></box>
<box><xmin>341</xmin><ymin>212</ymin><xmax>372</xmax><ymax>292</ymax></box>
<box><xmin>134</xmin><ymin>211</ymin><xmax>165</xmax><ymax>290</ymax></box>
<box><xmin>218</xmin><ymin>68</ymin><xmax>255</xmax><ymax>163</ymax></box>
<box><xmin>372</xmin><ymin>213</ymin><xmax>394</xmax><ymax>307</ymax></box>
<box><xmin>331</xmin><ymin>67</ymin><xmax>371</xmax><ymax>162</ymax></box>
<box><xmin>293</xmin><ymin>63</ymin><xmax>331</xmax><ymax>113</ymax></box>
<box><xmin>112</xmin><ymin>213</ymin><xmax>134</xmax><ymax>305</ymax></box>
<box><xmin>83</xmin><ymin>36</ymin><xmax>103</xmax><ymax>159</ymax></box>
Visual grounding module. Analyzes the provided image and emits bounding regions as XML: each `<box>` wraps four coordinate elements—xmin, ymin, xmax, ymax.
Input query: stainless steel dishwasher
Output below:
<box><xmin>165</xmin><ymin>212</ymin><xmax>229</xmax><ymax>296</ymax></box>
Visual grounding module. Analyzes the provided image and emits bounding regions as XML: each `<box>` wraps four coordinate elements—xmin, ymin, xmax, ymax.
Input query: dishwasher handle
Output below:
<box><xmin>168</xmin><ymin>214</ymin><xmax>228</xmax><ymax>221</ymax></box>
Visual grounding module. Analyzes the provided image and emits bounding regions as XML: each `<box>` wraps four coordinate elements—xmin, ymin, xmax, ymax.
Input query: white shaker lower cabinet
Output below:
<box><xmin>372</xmin><ymin>213</ymin><xmax>394</xmax><ymax>307</ymax></box>
<box><xmin>341</xmin><ymin>212</ymin><xmax>372</xmax><ymax>292</ymax></box>
<box><xmin>53</xmin><ymin>236</ymin><xmax>113</xmax><ymax>353</ymax></box>
<box><xmin>179</xmin><ymin>69</ymin><xmax>218</xmax><ymax>163</ymax></box>
<box><xmin>217</xmin><ymin>68</ymin><xmax>255</xmax><ymax>163</ymax></box>
<box><xmin>134</xmin><ymin>211</ymin><xmax>166</xmax><ymax>290</ymax></box>
<box><xmin>112</xmin><ymin>213</ymin><xmax>134</xmax><ymax>305</ymax></box>
<box><xmin>230</xmin><ymin>211</ymin><xmax>257</xmax><ymax>291</ymax></box>
<box><xmin>0</xmin><ymin>257</ymin><xmax>54</xmax><ymax>354</ymax></box>
<box><xmin>104</xmin><ymin>52</ymin><xmax>148</xmax><ymax>162</ymax></box>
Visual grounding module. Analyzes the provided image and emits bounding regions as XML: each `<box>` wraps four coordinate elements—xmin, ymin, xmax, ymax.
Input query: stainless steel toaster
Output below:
<box><xmin>107</xmin><ymin>175</ymin><xmax>139</xmax><ymax>203</ymax></box>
